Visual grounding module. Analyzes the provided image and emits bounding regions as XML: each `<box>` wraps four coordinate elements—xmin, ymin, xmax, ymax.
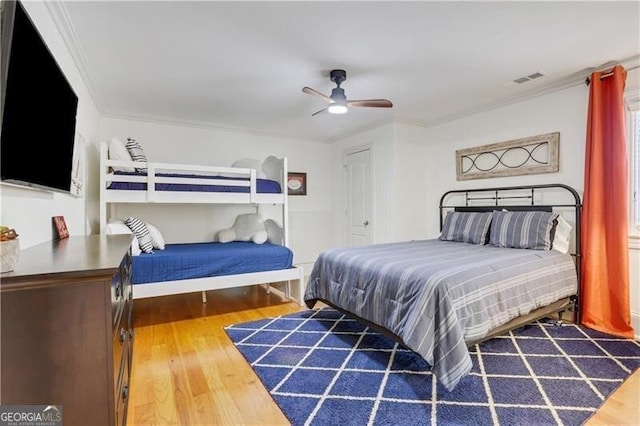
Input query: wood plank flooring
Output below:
<box><xmin>126</xmin><ymin>286</ymin><xmax>640</xmax><ymax>425</ymax></box>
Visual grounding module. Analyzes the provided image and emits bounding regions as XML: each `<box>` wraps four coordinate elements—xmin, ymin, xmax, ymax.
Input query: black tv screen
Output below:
<box><xmin>1</xmin><ymin>1</ymin><xmax>78</xmax><ymax>194</ymax></box>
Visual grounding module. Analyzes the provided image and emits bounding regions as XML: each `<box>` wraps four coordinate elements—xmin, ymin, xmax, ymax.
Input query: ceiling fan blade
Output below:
<box><xmin>347</xmin><ymin>99</ymin><xmax>393</xmax><ymax>108</ymax></box>
<box><xmin>302</xmin><ymin>87</ymin><xmax>331</xmax><ymax>102</ymax></box>
<box><xmin>312</xmin><ymin>107</ymin><xmax>328</xmax><ymax>116</ymax></box>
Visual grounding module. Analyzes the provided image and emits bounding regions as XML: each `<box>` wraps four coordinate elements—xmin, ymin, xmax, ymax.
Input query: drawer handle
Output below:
<box><xmin>121</xmin><ymin>385</ymin><xmax>128</xmax><ymax>401</ymax></box>
<box><xmin>119</xmin><ymin>328</ymin><xmax>127</xmax><ymax>343</ymax></box>
<box><xmin>128</xmin><ymin>329</ymin><xmax>134</xmax><ymax>339</ymax></box>
<box><xmin>115</xmin><ymin>287</ymin><xmax>120</xmax><ymax>298</ymax></box>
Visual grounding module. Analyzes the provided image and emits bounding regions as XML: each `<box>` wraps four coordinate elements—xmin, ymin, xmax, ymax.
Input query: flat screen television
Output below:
<box><xmin>1</xmin><ymin>0</ymin><xmax>79</xmax><ymax>194</ymax></box>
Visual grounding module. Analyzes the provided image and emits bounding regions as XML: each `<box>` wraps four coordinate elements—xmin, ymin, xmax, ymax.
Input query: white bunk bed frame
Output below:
<box><xmin>99</xmin><ymin>142</ymin><xmax>304</xmax><ymax>305</ymax></box>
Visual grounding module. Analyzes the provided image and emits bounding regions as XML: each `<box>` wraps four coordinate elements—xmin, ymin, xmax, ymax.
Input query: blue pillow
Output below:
<box><xmin>489</xmin><ymin>210</ymin><xmax>557</xmax><ymax>250</ymax></box>
<box><xmin>439</xmin><ymin>211</ymin><xmax>492</xmax><ymax>244</ymax></box>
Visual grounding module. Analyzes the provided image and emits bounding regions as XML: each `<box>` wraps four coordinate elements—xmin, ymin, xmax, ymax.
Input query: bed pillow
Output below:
<box><xmin>108</xmin><ymin>138</ymin><xmax>135</xmax><ymax>173</ymax></box>
<box><xmin>124</xmin><ymin>217</ymin><xmax>154</xmax><ymax>253</ymax></box>
<box><xmin>218</xmin><ymin>213</ymin><xmax>268</xmax><ymax>244</ymax></box>
<box><xmin>489</xmin><ymin>210</ymin><xmax>557</xmax><ymax>250</ymax></box>
<box><xmin>105</xmin><ymin>220</ymin><xmax>141</xmax><ymax>256</ymax></box>
<box><xmin>551</xmin><ymin>214</ymin><xmax>572</xmax><ymax>254</ymax></box>
<box><xmin>439</xmin><ymin>211</ymin><xmax>492</xmax><ymax>244</ymax></box>
<box><xmin>232</xmin><ymin>158</ymin><xmax>267</xmax><ymax>179</ymax></box>
<box><xmin>146</xmin><ymin>222</ymin><xmax>166</xmax><ymax>250</ymax></box>
<box><xmin>262</xmin><ymin>156</ymin><xmax>281</xmax><ymax>182</ymax></box>
<box><xmin>125</xmin><ymin>137</ymin><xmax>148</xmax><ymax>173</ymax></box>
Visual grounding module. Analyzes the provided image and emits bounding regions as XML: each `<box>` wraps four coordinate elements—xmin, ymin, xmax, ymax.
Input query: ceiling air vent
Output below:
<box><xmin>513</xmin><ymin>71</ymin><xmax>546</xmax><ymax>84</ymax></box>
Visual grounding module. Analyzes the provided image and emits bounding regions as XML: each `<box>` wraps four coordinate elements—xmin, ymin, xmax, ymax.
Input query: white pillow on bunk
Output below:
<box><xmin>124</xmin><ymin>217</ymin><xmax>154</xmax><ymax>253</ymax></box>
<box><xmin>108</xmin><ymin>138</ymin><xmax>135</xmax><ymax>173</ymax></box>
<box><xmin>264</xmin><ymin>219</ymin><xmax>284</xmax><ymax>245</ymax></box>
<box><xmin>232</xmin><ymin>158</ymin><xmax>267</xmax><ymax>179</ymax></box>
<box><xmin>146</xmin><ymin>222</ymin><xmax>166</xmax><ymax>250</ymax></box>
<box><xmin>262</xmin><ymin>156</ymin><xmax>282</xmax><ymax>182</ymax></box>
<box><xmin>218</xmin><ymin>213</ymin><xmax>268</xmax><ymax>244</ymax></box>
<box><xmin>105</xmin><ymin>220</ymin><xmax>142</xmax><ymax>256</ymax></box>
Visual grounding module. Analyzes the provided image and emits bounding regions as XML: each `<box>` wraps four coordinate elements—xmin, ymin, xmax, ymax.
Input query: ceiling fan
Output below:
<box><xmin>302</xmin><ymin>69</ymin><xmax>393</xmax><ymax>116</ymax></box>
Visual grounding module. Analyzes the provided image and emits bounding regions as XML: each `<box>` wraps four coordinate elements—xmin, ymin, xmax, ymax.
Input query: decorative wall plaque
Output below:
<box><xmin>456</xmin><ymin>132</ymin><xmax>559</xmax><ymax>181</ymax></box>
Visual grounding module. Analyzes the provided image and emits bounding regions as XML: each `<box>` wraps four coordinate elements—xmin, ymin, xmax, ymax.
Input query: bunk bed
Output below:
<box><xmin>304</xmin><ymin>184</ymin><xmax>581</xmax><ymax>391</ymax></box>
<box><xmin>99</xmin><ymin>142</ymin><xmax>304</xmax><ymax>305</ymax></box>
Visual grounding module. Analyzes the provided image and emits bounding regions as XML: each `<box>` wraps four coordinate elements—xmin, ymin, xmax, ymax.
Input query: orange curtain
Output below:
<box><xmin>581</xmin><ymin>64</ymin><xmax>634</xmax><ymax>338</ymax></box>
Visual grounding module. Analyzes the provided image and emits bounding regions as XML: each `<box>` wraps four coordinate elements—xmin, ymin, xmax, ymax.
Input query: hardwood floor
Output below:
<box><xmin>127</xmin><ymin>287</ymin><xmax>640</xmax><ymax>425</ymax></box>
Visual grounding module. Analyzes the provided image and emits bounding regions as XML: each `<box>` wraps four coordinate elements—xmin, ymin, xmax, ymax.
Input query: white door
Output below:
<box><xmin>346</xmin><ymin>148</ymin><xmax>372</xmax><ymax>246</ymax></box>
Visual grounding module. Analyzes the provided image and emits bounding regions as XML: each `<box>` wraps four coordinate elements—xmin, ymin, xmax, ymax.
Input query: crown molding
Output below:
<box><xmin>44</xmin><ymin>1</ymin><xmax>106</xmax><ymax>113</ymax></box>
<box><xmin>101</xmin><ymin>109</ymin><xmax>332</xmax><ymax>144</ymax></box>
<box><xmin>418</xmin><ymin>55</ymin><xmax>640</xmax><ymax>129</ymax></box>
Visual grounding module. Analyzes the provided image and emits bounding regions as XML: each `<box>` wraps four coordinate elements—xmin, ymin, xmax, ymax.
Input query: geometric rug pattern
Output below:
<box><xmin>225</xmin><ymin>308</ymin><xmax>640</xmax><ymax>426</ymax></box>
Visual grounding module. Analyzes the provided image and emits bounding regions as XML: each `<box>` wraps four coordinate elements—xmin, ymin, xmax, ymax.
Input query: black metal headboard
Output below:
<box><xmin>439</xmin><ymin>183</ymin><xmax>582</xmax><ymax>322</ymax></box>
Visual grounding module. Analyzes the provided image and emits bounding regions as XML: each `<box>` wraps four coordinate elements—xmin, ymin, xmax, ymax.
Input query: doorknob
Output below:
<box><xmin>363</xmin><ymin>220</ymin><xmax>369</xmax><ymax>226</ymax></box>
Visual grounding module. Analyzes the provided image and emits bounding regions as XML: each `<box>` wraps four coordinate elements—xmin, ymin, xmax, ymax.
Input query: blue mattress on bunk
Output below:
<box><xmin>108</xmin><ymin>171</ymin><xmax>282</xmax><ymax>193</ymax></box>
<box><xmin>131</xmin><ymin>241</ymin><xmax>294</xmax><ymax>284</ymax></box>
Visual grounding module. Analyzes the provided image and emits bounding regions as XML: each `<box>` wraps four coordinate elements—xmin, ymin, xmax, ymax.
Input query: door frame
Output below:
<box><xmin>343</xmin><ymin>143</ymin><xmax>374</xmax><ymax>246</ymax></box>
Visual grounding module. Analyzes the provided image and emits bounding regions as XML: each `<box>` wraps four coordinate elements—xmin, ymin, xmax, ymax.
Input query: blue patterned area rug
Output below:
<box><xmin>224</xmin><ymin>308</ymin><xmax>640</xmax><ymax>426</ymax></box>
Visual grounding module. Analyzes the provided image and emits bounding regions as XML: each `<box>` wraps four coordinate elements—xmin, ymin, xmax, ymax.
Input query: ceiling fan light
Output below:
<box><xmin>328</xmin><ymin>103</ymin><xmax>347</xmax><ymax>114</ymax></box>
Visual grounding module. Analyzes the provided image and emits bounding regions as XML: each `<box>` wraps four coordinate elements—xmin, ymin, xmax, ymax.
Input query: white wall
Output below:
<box><xmin>420</xmin><ymin>86</ymin><xmax>587</xmax><ymax>238</ymax></box>
<box><xmin>98</xmin><ymin>117</ymin><xmax>333</xmax><ymax>272</ymax></box>
<box><xmin>0</xmin><ymin>2</ymin><xmax>100</xmax><ymax>249</ymax></box>
<box><xmin>393</xmin><ymin>123</ymin><xmax>430</xmax><ymax>241</ymax></box>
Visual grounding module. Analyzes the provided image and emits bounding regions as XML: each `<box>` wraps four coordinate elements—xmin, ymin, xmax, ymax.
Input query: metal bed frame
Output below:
<box><xmin>439</xmin><ymin>183</ymin><xmax>582</xmax><ymax>327</ymax></box>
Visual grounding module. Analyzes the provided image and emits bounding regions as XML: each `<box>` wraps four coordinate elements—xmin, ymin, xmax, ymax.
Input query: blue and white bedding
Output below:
<box><xmin>132</xmin><ymin>241</ymin><xmax>293</xmax><ymax>284</ymax></box>
<box><xmin>108</xmin><ymin>171</ymin><xmax>282</xmax><ymax>193</ymax></box>
<box><xmin>304</xmin><ymin>239</ymin><xmax>577</xmax><ymax>391</ymax></box>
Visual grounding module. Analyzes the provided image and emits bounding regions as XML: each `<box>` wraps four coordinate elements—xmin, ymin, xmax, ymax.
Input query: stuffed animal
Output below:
<box><xmin>218</xmin><ymin>213</ymin><xmax>268</xmax><ymax>244</ymax></box>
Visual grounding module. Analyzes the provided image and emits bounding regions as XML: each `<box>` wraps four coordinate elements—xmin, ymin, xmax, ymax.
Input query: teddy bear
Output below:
<box><xmin>217</xmin><ymin>213</ymin><xmax>268</xmax><ymax>244</ymax></box>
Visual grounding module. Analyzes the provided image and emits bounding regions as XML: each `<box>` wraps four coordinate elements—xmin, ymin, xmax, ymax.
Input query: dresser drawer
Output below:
<box><xmin>115</xmin><ymin>347</ymin><xmax>130</xmax><ymax>426</ymax></box>
<box><xmin>112</xmin><ymin>253</ymin><xmax>132</xmax><ymax>329</ymax></box>
<box><xmin>112</xmin><ymin>314</ymin><xmax>128</xmax><ymax>398</ymax></box>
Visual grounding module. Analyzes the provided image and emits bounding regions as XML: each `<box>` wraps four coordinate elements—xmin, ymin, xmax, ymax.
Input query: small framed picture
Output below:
<box><xmin>52</xmin><ymin>216</ymin><xmax>69</xmax><ymax>240</ymax></box>
<box><xmin>287</xmin><ymin>172</ymin><xmax>307</xmax><ymax>196</ymax></box>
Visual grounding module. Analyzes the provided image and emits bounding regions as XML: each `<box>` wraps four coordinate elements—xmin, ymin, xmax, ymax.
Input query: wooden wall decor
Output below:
<box><xmin>456</xmin><ymin>132</ymin><xmax>559</xmax><ymax>181</ymax></box>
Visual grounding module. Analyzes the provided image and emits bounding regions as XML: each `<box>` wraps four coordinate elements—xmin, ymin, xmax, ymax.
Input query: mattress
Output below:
<box><xmin>131</xmin><ymin>241</ymin><xmax>294</xmax><ymax>284</ymax></box>
<box><xmin>108</xmin><ymin>171</ymin><xmax>282</xmax><ymax>193</ymax></box>
<box><xmin>304</xmin><ymin>239</ymin><xmax>577</xmax><ymax>391</ymax></box>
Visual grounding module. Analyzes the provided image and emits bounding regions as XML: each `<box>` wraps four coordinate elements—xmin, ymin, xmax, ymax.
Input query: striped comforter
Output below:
<box><xmin>304</xmin><ymin>239</ymin><xmax>577</xmax><ymax>391</ymax></box>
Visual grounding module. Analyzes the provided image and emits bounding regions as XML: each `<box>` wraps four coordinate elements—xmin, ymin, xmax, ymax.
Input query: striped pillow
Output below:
<box><xmin>125</xmin><ymin>137</ymin><xmax>148</xmax><ymax>173</ymax></box>
<box><xmin>439</xmin><ymin>211</ymin><xmax>492</xmax><ymax>244</ymax></box>
<box><xmin>489</xmin><ymin>210</ymin><xmax>557</xmax><ymax>250</ymax></box>
<box><xmin>124</xmin><ymin>217</ymin><xmax>154</xmax><ymax>253</ymax></box>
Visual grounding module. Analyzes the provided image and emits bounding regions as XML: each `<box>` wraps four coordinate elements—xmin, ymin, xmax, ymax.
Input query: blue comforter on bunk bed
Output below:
<box><xmin>131</xmin><ymin>241</ymin><xmax>293</xmax><ymax>284</ymax></box>
<box><xmin>108</xmin><ymin>171</ymin><xmax>282</xmax><ymax>193</ymax></box>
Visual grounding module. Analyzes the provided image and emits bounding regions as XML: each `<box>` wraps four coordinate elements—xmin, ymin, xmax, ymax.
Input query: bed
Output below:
<box><xmin>99</xmin><ymin>141</ymin><xmax>304</xmax><ymax>305</ymax></box>
<box><xmin>304</xmin><ymin>184</ymin><xmax>581</xmax><ymax>391</ymax></box>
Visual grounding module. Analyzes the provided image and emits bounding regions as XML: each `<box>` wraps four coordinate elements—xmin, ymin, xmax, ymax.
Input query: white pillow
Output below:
<box><xmin>552</xmin><ymin>214</ymin><xmax>572</xmax><ymax>254</ymax></box>
<box><xmin>262</xmin><ymin>156</ymin><xmax>281</xmax><ymax>182</ymax></box>
<box><xmin>264</xmin><ymin>219</ymin><xmax>284</xmax><ymax>245</ymax></box>
<box><xmin>105</xmin><ymin>220</ymin><xmax>141</xmax><ymax>256</ymax></box>
<box><xmin>146</xmin><ymin>222</ymin><xmax>165</xmax><ymax>250</ymax></box>
<box><xmin>108</xmin><ymin>138</ymin><xmax>135</xmax><ymax>173</ymax></box>
<box><xmin>232</xmin><ymin>158</ymin><xmax>266</xmax><ymax>179</ymax></box>
<box><xmin>217</xmin><ymin>213</ymin><xmax>267</xmax><ymax>244</ymax></box>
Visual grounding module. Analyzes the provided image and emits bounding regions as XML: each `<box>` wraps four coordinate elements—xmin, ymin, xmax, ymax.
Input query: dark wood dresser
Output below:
<box><xmin>1</xmin><ymin>235</ymin><xmax>134</xmax><ymax>426</ymax></box>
